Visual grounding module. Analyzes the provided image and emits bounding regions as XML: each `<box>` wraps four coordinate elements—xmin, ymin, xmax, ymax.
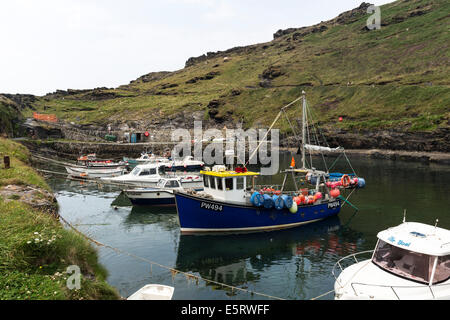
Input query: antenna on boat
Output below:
<box><xmin>403</xmin><ymin>209</ymin><xmax>407</xmax><ymax>223</ymax></box>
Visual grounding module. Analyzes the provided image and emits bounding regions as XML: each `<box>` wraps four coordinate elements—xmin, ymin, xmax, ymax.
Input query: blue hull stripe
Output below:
<box><xmin>174</xmin><ymin>192</ymin><xmax>341</xmax><ymax>233</ymax></box>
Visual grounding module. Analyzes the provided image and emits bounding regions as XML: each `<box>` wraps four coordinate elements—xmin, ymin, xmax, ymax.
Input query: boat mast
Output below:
<box><xmin>301</xmin><ymin>91</ymin><xmax>307</xmax><ymax>169</ymax></box>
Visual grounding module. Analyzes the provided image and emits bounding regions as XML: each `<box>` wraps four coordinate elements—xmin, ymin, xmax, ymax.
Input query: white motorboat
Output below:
<box><xmin>124</xmin><ymin>152</ymin><xmax>171</xmax><ymax>169</ymax></box>
<box><xmin>102</xmin><ymin>163</ymin><xmax>203</xmax><ymax>188</ymax></box>
<box><xmin>124</xmin><ymin>177</ymin><xmax>203</xmax><ymax>206</ymax></box>
<box><xmin>127</xmin><ymin>284</ymin><xmax>174</xmax><ymax>300</ymax></box>
<box><xmin>333</xmin><ymin>219</ymin><xmax>450</xmax><ymax>300</ymax></box>
<box><xmin>165</xmin><ymin>156</ymin><xmax>204</xmax><ymax>171</ymax></box>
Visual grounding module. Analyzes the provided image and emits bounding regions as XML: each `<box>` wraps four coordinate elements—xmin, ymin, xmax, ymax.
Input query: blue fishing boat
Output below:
<box><xmin>174</xmin><ymin>92</ymin><xmax>365</xmax><ymax>234</ymax></box>
<box><xmin>174</xmin><ymin>166</ymin><xmax>342</xmax><ymax>233</ymax></box>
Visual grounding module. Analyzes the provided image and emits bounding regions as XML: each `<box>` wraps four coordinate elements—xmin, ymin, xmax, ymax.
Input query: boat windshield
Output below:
<box><xmin>131</xmin><ymin>168</ymin><xmax>141</xmax><ymax>176</ymax></box>
<box><xmin>372</xmin><ymin>240</ymin><xmax>437</xmax><ymax>284</ymax></box>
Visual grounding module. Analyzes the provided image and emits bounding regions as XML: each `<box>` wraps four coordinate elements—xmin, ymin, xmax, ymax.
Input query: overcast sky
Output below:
<box><xmin>0</xmin><ymin>0</ymin><xmax>393</xmax><ymax>96</ymax></box>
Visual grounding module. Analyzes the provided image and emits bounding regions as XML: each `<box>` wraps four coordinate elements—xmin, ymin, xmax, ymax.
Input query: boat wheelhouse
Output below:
<box><xmin>124</xmin><ymin>177</ymin><xmax>203</xmax><ymax>206</ymax></box>
<box><xmin>174</xmin><ymin>165</ymin><xmax>342</xmax><ymax>234</ymax></box>
<box><xmin>102</xmin><ymin>163</ymin><xmax>203</xmax><ymax>188</ymax></box>
<box><xmin>333</xmin><ymin>221</ymin><xmax>450</xmax><ymax>300</ymax></box>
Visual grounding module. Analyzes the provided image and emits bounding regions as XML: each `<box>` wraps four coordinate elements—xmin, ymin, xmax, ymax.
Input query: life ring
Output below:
<box><xmin>341</xmin><ymin>174</ymin><xmax>351</xmax><ymax>187</ymax></box>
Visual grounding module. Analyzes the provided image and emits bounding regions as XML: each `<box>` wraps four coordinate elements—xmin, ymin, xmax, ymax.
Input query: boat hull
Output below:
<box><xmin>174</xmin><ymin>192</ymin><xmax>341</xmax><ymax>233</ymax></box>
<box><xmin>125</xmin><ymin>189</ymin><xmax>176</xmax><ymax>206</ymax></box>
<box><xmin>65</xmin><ymin>166</ymin><xmax>125</xmax><ymax>178</ymax></box>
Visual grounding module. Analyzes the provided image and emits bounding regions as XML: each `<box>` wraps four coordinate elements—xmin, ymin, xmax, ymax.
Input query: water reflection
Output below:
<box><xmin>175</xmin><ymin>216</ymin><xmax>363</xmax><ymax>291</ymax></box>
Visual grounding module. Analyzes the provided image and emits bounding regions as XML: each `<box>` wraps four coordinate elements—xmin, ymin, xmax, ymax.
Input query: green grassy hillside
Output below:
<box><xmin>17</xmin><ymin>0</ymin><xmax>450</xmax><ymax>134</ymax></box>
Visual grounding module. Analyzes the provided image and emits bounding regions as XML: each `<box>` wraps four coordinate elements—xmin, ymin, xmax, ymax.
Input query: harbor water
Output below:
<box><xmin>37</xmin><ymin>153</ymin><xmax>450</xmax><ymax>300</ymax></box>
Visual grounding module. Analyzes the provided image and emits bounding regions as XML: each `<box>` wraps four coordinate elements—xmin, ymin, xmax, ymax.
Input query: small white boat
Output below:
<box><xmin>102</xmin><ymin>163</ymin><xmax>203</xmax><ymax>188</ymax></box>
<box><xmin>124</xmin><ymin>177</ymin><xmax>202</xmax><ymax>206</ymax></box>
<box><xmin>333</xmin><ymin>219</ymin><xmax>450</xmax><ymax>300</ymax></box>
<box><xmin>65</xmin><ymin>154</ymin><xmax>127</xmax><ymax>178</ymax></box>
<box><xmin>65</xmin><ymin>166</ymin><xmax>125</xmax><ymax>178</ymax></box>
<box><xmin>127</xmin><ymin>284</ymin><xmax>174</xmax><ymax>300</ymax></box>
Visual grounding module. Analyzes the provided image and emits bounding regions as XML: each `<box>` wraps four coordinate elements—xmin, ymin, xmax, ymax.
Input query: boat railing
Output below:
<box><xmin>347</xmin><ymin>281</ymin><xmax>450</xmax><ymax>300</ymax></box>
<box><xmin>254</xmin><ymin>184</ymin><xmax>283</xmax><ymax>191</ymax></box>
<box><xmin>332</xmin><ymin>250</ymin><xmax>374</xmax><ymax>282</ymax></box>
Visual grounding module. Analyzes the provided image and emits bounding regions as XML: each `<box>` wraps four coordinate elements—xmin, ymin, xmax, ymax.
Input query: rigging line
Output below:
<box><xmin>246</xmin><ymin>96</ymin><xmax>302</xmax><ymax>167</ymax></box>
<box><xmin>306</xmin><ymin>101</ymin><xmax>331</xmax><ymax>148</ymax></box>
<box><xmin>328</xmin><ymin>152</ymin><xmax>344</xmax><ymax>172</ymax></box>
<box><xmin>343</xmin><ymin>150</ymin><xmax>358</xmax><ymax>176</ymax></box>
<box><xmin>57</xmin><ymin>212</ymin><xmax>285</xmax><ymax>300</ymax></box>
<box><xmin>305</xmin><ymin>102</ymin><xmax>313</xmax><ymax>168</ymax></box>
<box><xmin>306</xmin><ymin>104</ymin><xmax>329</xmax><ymax>172</ymax></box>
<box><xmin>282</xmin><ymin>109</ymin><xmax>299</xmax><ymax>142</ymax></box>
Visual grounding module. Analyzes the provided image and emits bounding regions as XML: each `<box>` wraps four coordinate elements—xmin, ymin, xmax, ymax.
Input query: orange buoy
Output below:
<box><xmin>290</xmin><ymin>156</ymin><xmax>296</xmax><ymax>168</ymax></box>
<box><xmin>307</xmin><ymin>195</ymin><xmax>315</xmax><ymax>204</ymax></box>
<box><xmin>274</xmin><ymin>190</ymin><xmax>281</xmax><ymax>196</ymax></box>
<box><xmin>314</xmin><ymin>192</ymin><xmax>323</xmax><ymax>200</ymax></box>
<box><xmin>341</xmin><ymin>174</ymin><xmax>351</xmax><ymax>188</ymax></box>
<box><xmin>330</xmin><ymin>189</ymin><xmax>340</xmax><ymax>198</ymax></box>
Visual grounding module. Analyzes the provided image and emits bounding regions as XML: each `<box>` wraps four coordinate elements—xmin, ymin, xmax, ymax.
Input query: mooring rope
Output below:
<box><xmin>56</xmin><ymin>212</ymin><xmax>286</xmax><ymax>300</ymax></box>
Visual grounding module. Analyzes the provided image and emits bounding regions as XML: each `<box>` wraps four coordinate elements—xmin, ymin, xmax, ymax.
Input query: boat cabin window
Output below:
<box><xmin>131</xmin><ymin>168</ymin><xmax>141</xmax><ymax>176</ymax></box>
<box><xmin>209</xmin><ymin>176</ymin><xmax>216</xmax><ymax>189</ymax></box>
<box><xmin>203</xmin><ymin>176</ymin><xmax>209</xmax><ymax>188</ymax></box>
<box><xmin>372</xmin><ymin>240</ymin><xmax>435</xmax><ymax>284</ymax></box>
<box><xmin>166</xmin><ymin>180</ymin><xmax>180</xmax><ymax>188</ymax></box>
<box><xmin>139</xmin><ymin>168</ymin><xmax>157</xmax><ymax>176</ymax></box>
<box><xmin>217</xmin><ymin>178</ymin><xmax>223</xmax><ymax>190</ymax></box>
<box><xmin>236</xmin><ymin>177</ymin><xmax>244</xmax><ymax>190</ymax></box>
<box><xmin>433</xmin><ymin>255</ymin><xmax>450</xmax><ymax>284</ymax></box>
<box><xmin>225</xmin><ymin>178</ymin><xmax>233</xmax><ymax>190</ymax></box>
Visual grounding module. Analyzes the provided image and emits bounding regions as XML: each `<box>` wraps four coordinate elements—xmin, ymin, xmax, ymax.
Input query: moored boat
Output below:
<box><xmin>65</xmin><ymin>153</ymin><xmax>127</xmax><ymax>178</ymax></box>
<box><xmin>124</xmin><ymin>177</ymin><xmax>203</xmax><ymax>206</ymax></box>
<box><xmin>165</xmin><ymin>156</ymin><xmax>204</xmax><ymax>171</ymax></box>
<box><xmin>174</xmin><ymin>165</ymin><xmax>343</xmax><ymax>234</ymax></box>
<box><xmin>127</xmin><ymin>284</ymin><xmax>174</xmax><ymax>300</ymax></box>
<box><xmin>102</xmin><ymin>163</ymin><xmax>203</xmax><ymax>188</ymax></box>
<box><xmin>333</xmin><ymin>218</ymin><xmax>450</xmax><ymax>300</ymax></box>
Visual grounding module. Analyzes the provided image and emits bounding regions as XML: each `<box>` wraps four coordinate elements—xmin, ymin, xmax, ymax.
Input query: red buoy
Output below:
<box><xmin>330</xmin><ymin>189</ymin><xmax>340</xmax><ymax>198</ymax></box>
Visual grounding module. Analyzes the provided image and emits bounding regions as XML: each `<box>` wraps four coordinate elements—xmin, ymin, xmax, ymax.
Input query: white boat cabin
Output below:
<box><xmin>129</xmin><ymin>163</ymin><xmax>166</xmax><ymax>177</ymax></box>
<box><xmin>334</xmin><ymin>221</ymin><xmax>450</xmax><ymax>300</ymax></box>
<box><xmin>372</xmin><ymin>222</ymin><xmax>450</xmax><ymax>286</ymax></box>
<box><xmin>156</xmin><ymin>178</ymin><xmax>182</xmax><ymax>189</ymax></box>
<box><xmin>200</xmin><ymin>165</ymin><xmax>259</xmax><ymax>202</ymax></box>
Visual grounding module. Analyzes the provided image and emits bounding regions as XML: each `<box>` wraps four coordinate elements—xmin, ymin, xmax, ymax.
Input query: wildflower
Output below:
<box><xmin>34</xmin><ymin>232</ymin><xmax>39</xmax><ymax>235</ymax></box>
<box><xmin>27</xmin><ymin>241</ymin><xmax>31</xmax><ymax>244</ymax></box>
